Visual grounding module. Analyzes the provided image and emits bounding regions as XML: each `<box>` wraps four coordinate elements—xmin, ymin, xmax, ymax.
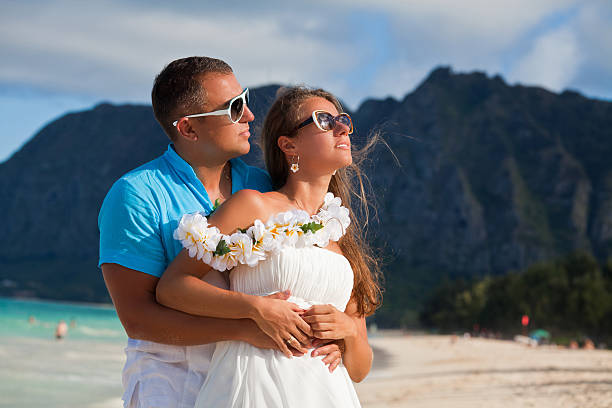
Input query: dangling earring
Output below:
<box><xmin>290</xmin><ymin>155</ymin><xmax>300</xmax><ymax>173</ymax></box>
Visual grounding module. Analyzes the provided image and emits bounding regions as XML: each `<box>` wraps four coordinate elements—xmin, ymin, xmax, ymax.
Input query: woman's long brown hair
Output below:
<box><xmin>261</xmin><ymin>86</ymin><xmax>383</xmax><ymax>316</ymax></box>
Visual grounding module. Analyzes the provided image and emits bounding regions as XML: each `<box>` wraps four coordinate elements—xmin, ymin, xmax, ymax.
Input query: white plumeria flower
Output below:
<box><xmin>174</xmin><ymin>212</ymin><xmax>210</xmax><ymax>258</ymax></box>
<box><xmin>199</xmin><ymin>226</ymin><xmax>222</xmax><ymax>261</ymax></box>
<box><xmin>284</xmin><ymin>223</ymin><xmax>303</xmax><ymax>246</ymax></box>
<box><xmin>228</xmin><ymin>232</ymin><xmax>253</xmax><ymax>265</ymax></box>
<box><xmin>322</xmin><ymin>192</ymin><xmax>342</xmax><ymax>209</ymax></box>
<box><xmin>210</xmin><ymin>234</ymin><xmax>238</xmax><ymax>271</ymax></box>
<box><xmin>313</xmin><ymin>227</ymin><xmax>332</xmax><ymax>247</ymax></box>
<box><xmin>248</xmin><ymin>220</ymin><xmax>272</xmax><ymax>259</ymax></box>
<box><xmin>247</xmin><ymin>220</ymin><xmax>266</xmax><ymax>242</ymax></box>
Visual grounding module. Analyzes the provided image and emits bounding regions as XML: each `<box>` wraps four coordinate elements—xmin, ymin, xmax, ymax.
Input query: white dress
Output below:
<box><xmin>194</xmin><ymin>246</ymin><xmax>361</xmax><ymax>408</ymax></box>
<box><xmin>174</xmin><ymin>193</ymin><xmax>362</xmax><ymax>408</ymax></box>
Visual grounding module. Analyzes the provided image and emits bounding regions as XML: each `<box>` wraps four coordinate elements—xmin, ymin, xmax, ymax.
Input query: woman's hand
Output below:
<box><xmin>302</xmin><ymin>304</ymin><xmax>357</xmax><ymax>341</ymax></box>
<box><xmin>311</xmin><ymin>339</ymin><xmax>345</xmax><ymax>373</ymax></box>
<box><xmin>250</xmin><ymin>292</ymin><xmax>313</xmax><ymax>358</ymax></box>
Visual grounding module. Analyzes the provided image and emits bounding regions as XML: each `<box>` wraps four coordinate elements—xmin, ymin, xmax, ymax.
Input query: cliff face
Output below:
<box><xmin>365</xmin><ymin>69</ymin><xmax>612</xmax><ymax>279</ymax></box>
<box><xmin>1</xmin><ymin>68</ymin><xmax>611</xmax><ymax>326</ymax></box>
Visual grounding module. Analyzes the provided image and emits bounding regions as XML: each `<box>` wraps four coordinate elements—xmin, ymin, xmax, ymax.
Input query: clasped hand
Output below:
<box><xmin>254</xmin><ymin>294</ymin><xmax>353</xmax><ymax>372</ymax></box>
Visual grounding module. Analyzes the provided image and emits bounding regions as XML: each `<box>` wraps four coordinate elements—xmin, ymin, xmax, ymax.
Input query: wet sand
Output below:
<box><xmin>356</xmin><ymin>333</ymin><xmax>612</xmax><ymax>408</ymax></box>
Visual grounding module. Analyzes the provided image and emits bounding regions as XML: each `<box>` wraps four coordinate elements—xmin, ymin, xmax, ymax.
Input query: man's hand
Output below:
<box><xmin>302</xmin><ymin>304</ymin><xmax>357</xmax><ymax>340</ymax></box>
<box><xmin>250</xmin><ymin>291</ymin><xmax>313</xmax><ymax>358</ymax></box>
<box><xmin>311</xmin><ymin>339</ymin><xmax>344</xmax><ymax>372</ymax></box>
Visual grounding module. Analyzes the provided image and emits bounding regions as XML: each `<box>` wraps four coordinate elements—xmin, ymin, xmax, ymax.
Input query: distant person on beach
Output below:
<box><xmin>55</xmin><ymin>320</ymin><xmax>68</xmax><ymax>340</ymax></box>
<box><xmin>98</xmin><ymin>57</ymin><xmax>350</xmax><ymax>408</ymax></box>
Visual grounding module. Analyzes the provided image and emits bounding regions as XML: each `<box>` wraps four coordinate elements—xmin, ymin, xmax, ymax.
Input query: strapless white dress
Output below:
<box><xmin>193</xmin><ymin>245</ymin><xmax>361</xmax><ymax>408</ymax></box>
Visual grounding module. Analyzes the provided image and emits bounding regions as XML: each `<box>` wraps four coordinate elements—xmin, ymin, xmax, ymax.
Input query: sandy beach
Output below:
<box><xmin>357</xmin><ymin>333</ymin><xmax>612</xmax><ymax>408</ymax></box>
<box><xmin>3</xmin><ymin>330</ymin><xmax>612</xmax><ymax>407</ymax></box>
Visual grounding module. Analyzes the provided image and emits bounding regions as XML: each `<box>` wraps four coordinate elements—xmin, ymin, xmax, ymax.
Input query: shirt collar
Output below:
<box><xmin>163</xmin><ymin>144</ymin><xmax>197</xmax><ymax>178</ymax></box>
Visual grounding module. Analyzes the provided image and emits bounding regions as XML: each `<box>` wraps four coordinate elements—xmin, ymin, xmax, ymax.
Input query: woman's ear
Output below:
<box><xmin>175</xmin><ymin>118</ymin><xmax>198</xmax><ymax>142</ymax></box>
<box><xmin>277</xmin><ymin>136</ymin><xmax>298</xmax><ymax>155</ymax></box>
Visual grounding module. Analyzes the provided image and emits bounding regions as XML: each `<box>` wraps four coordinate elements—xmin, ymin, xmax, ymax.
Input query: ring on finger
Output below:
<box><xmin>285</xmin><ymin>335</ymin><xmax>299</xmax><ymax>347</ymax></box>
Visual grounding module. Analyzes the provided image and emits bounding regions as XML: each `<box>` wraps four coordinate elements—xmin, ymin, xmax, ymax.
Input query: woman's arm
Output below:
<box><xmin>302</xmin><ymin>300</ymin><xmax>372</xmax><ymax>382</ymax></box>
<box><xmin>156</xmin><ymin>189</ymin><xmax>313</xmax><ymax>356</ymax></box>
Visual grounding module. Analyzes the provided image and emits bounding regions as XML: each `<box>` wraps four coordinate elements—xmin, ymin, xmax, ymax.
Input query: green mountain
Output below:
<box><xmin>1</xmin><ymin>68</ymin><xmax>611</xmax><ymax>328</ymax></box>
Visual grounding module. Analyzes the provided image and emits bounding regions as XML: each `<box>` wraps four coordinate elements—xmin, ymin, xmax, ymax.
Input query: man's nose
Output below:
<box><xmin>241</xmin><ymin>106</ymin><xmax>255</xmax><ymax>123</ymax></box>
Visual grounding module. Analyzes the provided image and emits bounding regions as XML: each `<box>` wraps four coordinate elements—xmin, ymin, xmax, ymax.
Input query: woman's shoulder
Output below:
<box><xmin>222</xmin><ymin>189</ymin><xmax>280</xmax><ymax>215</ymax></box>
<box><xmin>209</xmin><ymin>189</ymin><xmax>287</xmax><ymax>232</ymax></box>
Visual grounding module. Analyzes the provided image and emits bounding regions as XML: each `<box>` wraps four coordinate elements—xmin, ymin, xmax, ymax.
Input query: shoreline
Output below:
<box><xmin>0</xmin><ymin>295</ymin><xmax>115</xmax><ymax>309</ymax></box>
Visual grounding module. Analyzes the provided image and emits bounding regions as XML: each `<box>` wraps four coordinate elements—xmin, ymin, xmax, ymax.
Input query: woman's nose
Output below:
<box><xmin>334</xmin><ymin>121</ymin><xmax>350</xmax><ymax>136</ymax></box>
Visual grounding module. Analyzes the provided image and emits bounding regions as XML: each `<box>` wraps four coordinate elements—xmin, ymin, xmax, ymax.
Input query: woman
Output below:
<box><xmin>157</xmin><ymin>86</ymin><xmax>382</xmax><ymax>407</ymax></box>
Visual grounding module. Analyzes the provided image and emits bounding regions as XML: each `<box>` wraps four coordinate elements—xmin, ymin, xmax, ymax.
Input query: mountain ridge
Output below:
<box><xmin>1</xmin><ymin>66</ymin><xmax>611</xmax><ymax>327</ymax></box>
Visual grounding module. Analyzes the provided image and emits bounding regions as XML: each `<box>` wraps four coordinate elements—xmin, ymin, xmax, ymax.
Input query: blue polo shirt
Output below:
<box><xmin>98</xmin><ymin>144</ymin><xmax>273</xmax><ymax>277</ymax></box>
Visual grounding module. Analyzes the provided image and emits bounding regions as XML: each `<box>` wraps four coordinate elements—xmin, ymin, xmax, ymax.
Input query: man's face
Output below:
<box><xmin>188</xmin><ymin>73</ymin><xmax>254</xmax><ymax>161</ymax></box>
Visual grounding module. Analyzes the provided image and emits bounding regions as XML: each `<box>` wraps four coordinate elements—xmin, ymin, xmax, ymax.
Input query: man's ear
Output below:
<box><xmin>277</xmin><ymin>136</ymin><xmax>298</xmax><ymax>155</ymax></box>
<box><xmin>175</xmin><ymin>118</ymin><xmax>198</xmax><ymax>142</ymax></box>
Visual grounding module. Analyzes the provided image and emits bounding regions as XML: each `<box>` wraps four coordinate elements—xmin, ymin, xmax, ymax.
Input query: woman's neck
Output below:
<box><xmin>278</xmin><ymin>175</ymin><xmax>332</xmax><ymax>215</ymax></box>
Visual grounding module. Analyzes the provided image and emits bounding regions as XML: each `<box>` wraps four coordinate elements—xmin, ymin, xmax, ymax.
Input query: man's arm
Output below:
<box><xmin>102</xmin><ymin>263</ymin><xmax>276</xmax><ymax>347</ymax></box>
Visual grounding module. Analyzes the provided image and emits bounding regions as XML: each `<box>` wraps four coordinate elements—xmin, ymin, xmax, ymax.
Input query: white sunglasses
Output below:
<box><xmin>172</xmin><ymin>88</ymin><xmax>249</xmax><ymax>127</ymax></box>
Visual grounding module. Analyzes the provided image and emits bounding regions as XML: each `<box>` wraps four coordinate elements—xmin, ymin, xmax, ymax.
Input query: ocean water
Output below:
<box><xmin>0</xmin><ymin>297</ymin><xmax>127</xmax><ymax>408</ymax></box>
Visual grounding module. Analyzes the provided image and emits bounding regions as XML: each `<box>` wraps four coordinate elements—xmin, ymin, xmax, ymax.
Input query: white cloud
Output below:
<box><xmin>0</xmin><ymin>0</ymin><xmax>357</xmax><ymax>101</ymax></box>
<box><xmin>509</xmin><ymin>27</ymin><xmax>582</xmax><ymax>92</ymax></box>
<box><xmin>0</xmin><ymin>0</ymin><xmax>609</xmax><ymax>109</ymax></box>
<box><xmin>339</xmin><ymin>0</ymin><xmax>580</xmax><ymax>51</ymax></box>
<box><xmin>575</xmin><ymin>1</ymin><xmax>612</xmax><ymax>72</ymax></box>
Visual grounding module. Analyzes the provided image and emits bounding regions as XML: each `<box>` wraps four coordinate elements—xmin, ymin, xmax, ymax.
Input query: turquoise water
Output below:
<box><xmin>0</xmin><ymin>297</ymin><xmax>127</xmax><ymax>407</ymax></box>
<box><xmin>0</xmin><ymin>297</ymin><xmax>127</xmax><ymax>342</ymax></box>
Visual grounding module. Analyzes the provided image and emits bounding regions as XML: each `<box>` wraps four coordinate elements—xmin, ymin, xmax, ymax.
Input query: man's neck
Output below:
<box><xmin>173</xmin><ymin>144</ymin><xmax>232</xmax><ymax>202</ymax></box>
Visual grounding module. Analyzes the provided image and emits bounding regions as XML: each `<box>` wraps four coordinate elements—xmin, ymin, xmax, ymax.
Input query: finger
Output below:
<box><xmin>290</xmin><ymin>347</ymin><xmax>305</xmax><ymax>357</ymax></box>
<box><xmin>314</xmin><ymin>330</ymin><xmax>336</xmax><ymax>339</ymax></box>
<box><xmin>303</xmin><ymin>304</ymin><xmax>332</xmax><ymax>316</ymax></box>
<box><xmin>322</xmin><ymin>350</ymin><xmax>341</xmax><ymax>365</ymax></box>
<box><xmin>275</xmin><ymin>336</ymin><xmax>293</xmax><ymax>359</ymax></box>
<box><xmin>289</xmin><ymin>329</ymin><xmax>311</xmax><ymax>349</ymax></box>
<box><xmin>328</xmin><ymin>356</ymin><xmax>342</xmax><ymax>373</ymax></box>
<box><xmin>302</xmin><ymin>314</ymin><xmax>334</xmax><ymax>324</ymax></box>
<box><xmin>311</xmin><ymin>343</ymin><xmax>340</xmax><ymax>357</ymax></box>
<box><xmin>296</xmin><ymin>317</ymin><xmax>314</xmax><ymax>337</ymax></box>
<box><xmin>265</xmin><ymin>290</ymin><xmax>291</xmax><ymax>300</ymax></box>
<box><xmin>310</xmin><ymin>322</ymin><xmax>335</xmax><ymax>331</ymax></box>
<box><xmin>288</xmin><ymin>302</ymin><xmax>305</xmax><ymax>313</ymax></box>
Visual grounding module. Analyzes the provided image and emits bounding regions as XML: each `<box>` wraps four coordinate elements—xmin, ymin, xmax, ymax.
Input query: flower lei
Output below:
<box><xmin>173</xmin><ymin>193</ymin><xmax>350</xmax><ymax>271</ymax></box>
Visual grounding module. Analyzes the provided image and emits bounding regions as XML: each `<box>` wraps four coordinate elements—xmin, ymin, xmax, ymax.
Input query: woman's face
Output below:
<box><xmin>291</xmin><ymin>96</ymin><xmax>352</xmax><ymax>176</ymax></box>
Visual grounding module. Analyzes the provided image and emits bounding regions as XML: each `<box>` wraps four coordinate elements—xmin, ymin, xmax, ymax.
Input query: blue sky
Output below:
<box><xmin>1</xmin><ymin>0</ymin><xmax>610</xmax><ymax>162</ymax></box>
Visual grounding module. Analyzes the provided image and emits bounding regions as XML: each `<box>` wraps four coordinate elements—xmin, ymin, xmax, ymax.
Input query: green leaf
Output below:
<box><xmin>211</xmin><ymin>198</ymin><xmax>221</xmax><ymax>213</ymax></box>
<box><xmin>214</xmin><ymin>239</ymin><xmax>230</xmax><ymax>256</ymax></box>
<box><xmin>300</xmin><ymin>222</ymin><xmax>324</xmax><ymax>234</ymax></box>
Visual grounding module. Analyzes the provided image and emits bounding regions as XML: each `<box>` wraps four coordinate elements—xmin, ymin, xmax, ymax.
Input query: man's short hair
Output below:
<box><xmin>152</xmin><ymin>56</ymin><xmax>233</xmax><ymax>139</ymax></box>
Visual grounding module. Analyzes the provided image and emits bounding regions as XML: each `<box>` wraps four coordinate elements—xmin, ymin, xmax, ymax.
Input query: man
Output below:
<box><xmin>99</xmin><ymin>57</ymin><xmax>343</xmax><ymax>408</ymax></box>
